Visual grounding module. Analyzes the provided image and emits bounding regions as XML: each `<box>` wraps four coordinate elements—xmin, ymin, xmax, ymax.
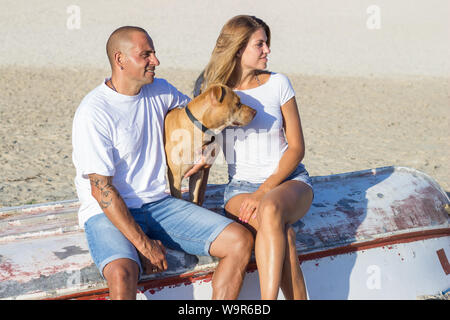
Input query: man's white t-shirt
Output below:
<box><xmin>223</xmin><ymin>72</ymin><xmax>295</xmax><ymax>183</ymax></box>
<box><xmin>72</xmin><ymin>78</ymin><xmax>190</xmax><ymax>227</ymax></box>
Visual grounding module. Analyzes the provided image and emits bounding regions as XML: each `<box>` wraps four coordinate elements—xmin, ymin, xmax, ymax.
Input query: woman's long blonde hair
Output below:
<box><xmin>194</xmin><ymin>15</ymin><xmax>270</xmax><ymax>96</ymax></box>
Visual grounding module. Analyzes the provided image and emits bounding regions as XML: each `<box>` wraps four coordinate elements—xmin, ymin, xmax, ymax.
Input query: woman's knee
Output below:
<box><xmin>258</xmin><ymin>199</ymin><xmax>283</xmax><ymax>228</ymax></box>
<box><xmin>286</xmin><ymin>225</ymin><xmax>296</xmax><ymax>242</ymax></box>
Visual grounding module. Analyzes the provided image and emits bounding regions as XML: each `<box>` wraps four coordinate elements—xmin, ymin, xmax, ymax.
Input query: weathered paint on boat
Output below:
<box><xmin>0</xmin><ymin>166</ymin><xmax>449</xmax><ymax>300</ymax></box>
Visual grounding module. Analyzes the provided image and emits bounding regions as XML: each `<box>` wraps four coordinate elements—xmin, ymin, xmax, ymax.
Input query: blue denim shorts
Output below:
<box><xmin>84</xmin><ymin>195</ymin><xmax>233</xmax><ymax>279</ymax></box>
<box><xmin>223</xmin><ymin>163</ymin><xmax>314</xmax><ymax>206</ymax></box>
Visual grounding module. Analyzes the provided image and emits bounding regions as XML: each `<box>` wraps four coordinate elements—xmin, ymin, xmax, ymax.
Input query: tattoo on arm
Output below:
<box><xmin>88</xmin><ymin>175</ymin><xmax>118</xmax><ymax>210</ymax></box>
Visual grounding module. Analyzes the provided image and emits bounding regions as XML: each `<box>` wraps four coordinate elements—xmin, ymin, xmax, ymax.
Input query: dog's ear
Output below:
<box><xmin>210</xmin><ymin>85</ymin><xmax>226</xmax><ymax>104</ymax></box>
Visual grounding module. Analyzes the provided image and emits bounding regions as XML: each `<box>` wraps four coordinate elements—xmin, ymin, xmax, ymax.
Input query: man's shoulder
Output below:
<box><xmin>75</xmin><ymin>84</ymin><xmax>110</xmax><ymax>119</ymax></box>
<box><xmin>142</xmin><ymin>77</ymin><xmax>183</xmax><ymax>96</ymax></box>
<box><xmin>152</xmin><ymin>77</ymin><xmax>170</xmax><ymax>86</ymax></box>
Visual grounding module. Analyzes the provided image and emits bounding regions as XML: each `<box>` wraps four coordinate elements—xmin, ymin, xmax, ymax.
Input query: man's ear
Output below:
<box><xmin>115</xmin><ymin>51</ymin><xmax>125</xmax><ymax>70</ymax></box>
<box><xmin>209</xmin><ymin>85</ymin><xmax>226</xmax><ymax>104</ymax></box>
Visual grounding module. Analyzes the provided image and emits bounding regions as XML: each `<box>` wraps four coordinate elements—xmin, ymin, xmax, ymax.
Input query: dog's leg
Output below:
<box><xmin>197</xmin><ymin>167</ymin><xmax>210</xmax><ymax>206</ymax></box>
<box><xmin>167</xmin><ymin>166</ymin><xmax>183</xmax><ymax>199</ymax></box>
<box><xmin>189</xmin><ymin>169</ymin><xmax>205</xmax><ymax>205</ymax></box>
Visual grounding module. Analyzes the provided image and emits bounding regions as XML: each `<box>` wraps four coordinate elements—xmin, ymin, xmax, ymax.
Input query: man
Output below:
<box><xmin>72</xmin><ymin>26</ymin><xmax>253</xmax><ymax>300</ymax></box>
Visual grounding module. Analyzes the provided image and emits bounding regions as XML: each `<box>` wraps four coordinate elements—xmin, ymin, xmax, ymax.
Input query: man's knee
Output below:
<box><xmin>232</xmin><ymin>224</ymin><xmax>254</xmax><ymax>255</ymax></box>
<box><xmin>210</xmin><ymin>222</ymin><xmax>253</xmax><ymax>259</ymax></box>
<box><xmin>103</xmin><ymin>258</ymin><xmax>139</xmax><ymax>285</ymax></box>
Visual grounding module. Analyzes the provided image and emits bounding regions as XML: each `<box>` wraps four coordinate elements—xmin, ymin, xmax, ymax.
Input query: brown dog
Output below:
<box><xmin>164</xmin><ymin>84</ymin><xmax>256</xmax><ymax>205</ymax></box>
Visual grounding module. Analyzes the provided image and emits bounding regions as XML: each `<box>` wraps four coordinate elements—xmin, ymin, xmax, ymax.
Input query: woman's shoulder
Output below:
<box><xmin>268</xmin><ymin>72</ymin><xmax>291</xmax><ymax>84</ymax></box>
<box><xmin>256</xmin><ymin>71</ymin><xmax>289</xmax><ymax>84</ymax></box>
<box><xmin>259</xmin><ymin>72</ymin><xmax>293</xmax><ymax>92</ymax></box>
<box><xmin>265</xmin><ymin>72</ymin><xmax>295</xmax><ymax>104</ymax></box>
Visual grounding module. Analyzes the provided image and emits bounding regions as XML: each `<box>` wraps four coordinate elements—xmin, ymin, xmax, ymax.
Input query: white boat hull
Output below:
<box><xmin>1</xmin><ymin>166</ymin><xmax>449</xmax><ymax>300</ymax></box>
<box><xmin>137</xmin><ymin>237</ymin><xmax>449</xmax><ymax>300</ymax></box>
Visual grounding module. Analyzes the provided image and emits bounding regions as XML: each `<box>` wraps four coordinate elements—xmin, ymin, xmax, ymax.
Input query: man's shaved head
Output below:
<box><xmin>106</xmin><ymin>26</ymin><xmax>150</xmax><ymax>69</ymax></box>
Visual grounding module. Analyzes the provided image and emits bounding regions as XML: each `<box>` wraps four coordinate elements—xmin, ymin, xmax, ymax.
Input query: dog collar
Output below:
<box><xmin>185</xmin><ymin>106</ymin><xmax>211</xmax><ymax>134</ymax></box>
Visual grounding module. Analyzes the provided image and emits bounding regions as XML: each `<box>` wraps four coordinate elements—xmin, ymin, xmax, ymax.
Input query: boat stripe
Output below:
<box><xmin>436</xmin><ymin>248</ymin><xmax>450</xmax><ymax>275</ymax></box>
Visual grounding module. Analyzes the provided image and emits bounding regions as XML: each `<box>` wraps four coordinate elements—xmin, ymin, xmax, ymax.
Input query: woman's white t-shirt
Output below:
<box><xmin>223</xmin><ymin>72</ymin><xmax>295</xmax><ymax>183</ymax></box>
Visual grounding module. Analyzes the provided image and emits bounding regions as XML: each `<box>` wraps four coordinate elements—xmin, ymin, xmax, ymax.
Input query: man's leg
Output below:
<box><xmin>139</xmin><ymin>196</ymin><xmax>254</xmax><ymax>300</ymax></box>
<box><xmin>208</xmin><ymin>222</ymin><xmax>254</xmax><ymax>299</ymax></box>
<box><xmin>103</xmin><ymin>258</ymin><xmax>139</xmax><ymax>300</ymax></box>
<box><xmin>84</xmin><ymin>214</ymin><xmax>143</xmax><ymax>300</ymax></box>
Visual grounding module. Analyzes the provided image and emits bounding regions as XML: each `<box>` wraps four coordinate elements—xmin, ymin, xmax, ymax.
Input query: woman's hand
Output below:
<box><xmin>238</xmin><ymin>189</ymin><xmax>266</xmax><ymax>223</ymax></box>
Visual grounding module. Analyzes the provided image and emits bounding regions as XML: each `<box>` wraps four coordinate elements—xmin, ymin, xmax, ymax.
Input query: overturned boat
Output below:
<box><xmin>0</xmin><ymin>166</ymin><xmax>449</xmax><ymax>300</ymax></box>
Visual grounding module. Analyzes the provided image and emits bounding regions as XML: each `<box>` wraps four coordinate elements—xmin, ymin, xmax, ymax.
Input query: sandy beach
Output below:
<box><xmin>0</xmin><ymin>0</ymin><xmax>448</xmax><ymax>206</ymax></box>
<box><xmin>0</xmin><ymin>66</ymin><xmax>448</xmax><ymax>207</ymax></box>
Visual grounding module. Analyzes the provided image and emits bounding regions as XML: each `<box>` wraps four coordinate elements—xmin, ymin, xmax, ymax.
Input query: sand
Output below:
<box><xmin>0</xmin><ymin>66</ymin><xmax>448</xmax><ymax>207</ymax></box>
<box><xmin>0</xmin><ymin>1</ymin><xmax>448</xmax><ymax>206</ymax></box>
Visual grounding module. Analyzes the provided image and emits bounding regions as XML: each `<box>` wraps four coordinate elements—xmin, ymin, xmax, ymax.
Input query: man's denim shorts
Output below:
<box><xmin>84</xmin><ymin>195</ymin><xmax>233</xmax><ymax>279</ymax></box>
<box><xmin>223</xmin><ymin>163</ymin><xmax>314</xmax><ymax>206</ymax></box>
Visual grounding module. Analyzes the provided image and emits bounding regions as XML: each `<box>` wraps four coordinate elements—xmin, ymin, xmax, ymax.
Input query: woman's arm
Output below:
<box><xmin>238</xmin><ymin>96</ymin><xmax>306</xmax><ymax>221</ymax></box>
<box><xmin>259</xmin><ymin>96</ymin><xmax>305</xmax><ymax>193</ymax></box>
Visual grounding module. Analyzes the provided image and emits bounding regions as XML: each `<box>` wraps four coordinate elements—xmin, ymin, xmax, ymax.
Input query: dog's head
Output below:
<box><xmin>199</xmin><ymin>84</ymin><xmax>256</xmax><ymax>131</ymax></box>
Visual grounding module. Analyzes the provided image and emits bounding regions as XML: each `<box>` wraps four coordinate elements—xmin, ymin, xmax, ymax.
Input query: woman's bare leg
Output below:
<box><xmin>225</xmin><ymin>180</ymin><xmax>313</xmax><ymax>299</ymax></box>
<box><xmin>280</xmin><ymin>225</ymin><xmax>307</xmax><ymax>300</ymax></box>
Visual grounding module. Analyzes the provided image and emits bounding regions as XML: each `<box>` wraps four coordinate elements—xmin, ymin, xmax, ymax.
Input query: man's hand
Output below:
<box><xmin>137</xmin><ymin>239</ymin><xmax>168</xmax><ymax>274</ymax></box>
<box><xmin>88</xmin><ymin>173</ymin><xmax>168</xmax><ymax>274</ymax></box>
<box><xmin>184</xmin><ymin>142</ymin><xmax>218</xmax><ymax>179</ymax></box>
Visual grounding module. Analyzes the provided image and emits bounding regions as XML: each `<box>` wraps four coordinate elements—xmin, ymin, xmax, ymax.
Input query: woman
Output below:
<box><xmin>195</xmin><ymin>15</ymin><xmax>314</xmax><ymax>300</ymax></box>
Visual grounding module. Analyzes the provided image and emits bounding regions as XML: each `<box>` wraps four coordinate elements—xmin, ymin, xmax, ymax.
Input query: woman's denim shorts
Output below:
<box><xmin>224</xmin><ymin>163</ymin><xmax>314</xmax><ymax>206</ymax></box>
<box><xmin>84</xmin><ymin>195</ymin><xmax>233</xmax><ymax>279</ymax></box>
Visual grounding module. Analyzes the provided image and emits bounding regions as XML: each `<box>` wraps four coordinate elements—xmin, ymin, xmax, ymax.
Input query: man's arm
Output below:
<box><xmin>88</xmin><ymin>173</ymin><xmax>168</xmax><ymax>273</ymax></box>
